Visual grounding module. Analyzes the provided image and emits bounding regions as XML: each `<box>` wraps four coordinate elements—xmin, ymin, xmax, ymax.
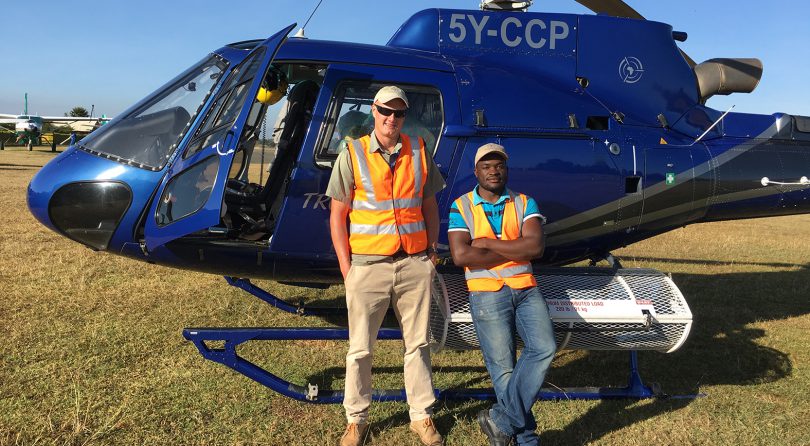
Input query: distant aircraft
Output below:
<box><xmin>0</xmin><ymin>93</ymin><xmax>109</xmax><ymax>150</ymax></box>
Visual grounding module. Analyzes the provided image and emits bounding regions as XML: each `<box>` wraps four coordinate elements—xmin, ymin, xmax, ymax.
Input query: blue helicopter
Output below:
<box><xmin>26</xmin><ymin>0</ymin><xmax>810</xmax><ymax>402</ymax></box>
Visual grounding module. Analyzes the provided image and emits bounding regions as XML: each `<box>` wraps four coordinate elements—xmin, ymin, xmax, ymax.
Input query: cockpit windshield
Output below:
<box><xmin>79</xmin><ymin>55</ymin><xmax>228</xmax><ymax>171</ymax></box>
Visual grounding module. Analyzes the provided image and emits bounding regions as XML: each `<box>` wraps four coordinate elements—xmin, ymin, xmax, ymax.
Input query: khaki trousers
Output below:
<box><xmin>343</xmin><ymin>254</ymin><xmax>436</xmax><ymax>423</ymax></box>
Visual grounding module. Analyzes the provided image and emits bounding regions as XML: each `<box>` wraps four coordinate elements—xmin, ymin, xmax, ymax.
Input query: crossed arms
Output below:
<box><xmin>448</xmin><ymin>216</ymin><xmax>544</xmax><ymax>269</ymax></box>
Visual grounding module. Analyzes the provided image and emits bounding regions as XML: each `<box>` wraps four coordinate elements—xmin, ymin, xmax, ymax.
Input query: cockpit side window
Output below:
<box><xmin>316</xmin><ymin>82</ymin><xmax>443</xmax><ymax>160</ymax></box>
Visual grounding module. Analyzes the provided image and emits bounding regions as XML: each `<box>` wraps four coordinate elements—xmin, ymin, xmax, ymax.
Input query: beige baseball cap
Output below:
<box><xmin>373</xmin><ymin>85</ymin><xmax>409</xmax><ymax>108</ymax></box>
<box><xmin>474</xmin><ymin>143</ymin><xmax>508</xmax><ymax>165</ymax></box>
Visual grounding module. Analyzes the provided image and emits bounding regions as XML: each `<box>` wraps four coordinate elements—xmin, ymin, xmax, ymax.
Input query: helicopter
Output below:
<box><xmin>26</xmin><ymin>0</ymin><xmax>810</xmax><ymax>402</ymax></box>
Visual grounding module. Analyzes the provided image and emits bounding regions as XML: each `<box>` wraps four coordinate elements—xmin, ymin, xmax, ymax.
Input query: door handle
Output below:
<box><xmin>214</xmin><ymin>140</ymin><xmax>235</xmax><ymax>156</ymax></box>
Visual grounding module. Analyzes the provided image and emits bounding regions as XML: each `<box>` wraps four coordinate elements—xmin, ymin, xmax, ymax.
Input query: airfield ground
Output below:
<box><xmin>1</xmin><ymin>148</ymin><xmax>808</xmax><ymax>445</ymax></box>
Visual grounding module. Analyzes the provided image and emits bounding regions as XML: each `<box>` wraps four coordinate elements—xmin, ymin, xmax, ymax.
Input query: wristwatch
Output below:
<box><xmin>426</xmin><ymin>246</ymin><xmax>437</xmax><ymax>255</ymax></box>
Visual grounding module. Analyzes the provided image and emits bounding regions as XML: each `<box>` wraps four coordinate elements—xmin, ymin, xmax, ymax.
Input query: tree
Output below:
<box><xmin>68</xmin><ymin>107</ymin><xmax>90</xmax><ymax>118</ymax></box>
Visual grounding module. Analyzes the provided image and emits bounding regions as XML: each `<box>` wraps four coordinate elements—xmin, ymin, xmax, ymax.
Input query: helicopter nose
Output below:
<box><xmin>28</xmin><ymin>161</ymin><xmax>133</xmax><ymax>251</ymax></box>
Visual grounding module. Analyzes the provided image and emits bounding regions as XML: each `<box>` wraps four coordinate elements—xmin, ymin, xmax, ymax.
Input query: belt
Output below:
<box><xmin>391</xmin><ymin>249</ymin><xmax>425</xmax><ymax>261</ymax></box>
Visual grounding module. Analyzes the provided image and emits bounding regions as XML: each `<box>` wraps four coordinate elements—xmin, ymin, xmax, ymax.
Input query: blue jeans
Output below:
<box><xmin>469</xmin><ymin>285</ymin><xmax>556</xmax><ymax>446</ymax></box>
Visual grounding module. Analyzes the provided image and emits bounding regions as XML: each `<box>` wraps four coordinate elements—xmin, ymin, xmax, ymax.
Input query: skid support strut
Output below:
<box><xmin>183</xmin><ymin>327</ymin><xmax>699</xmax><ymax>402</ymax></box>
<box><xmin>224</xmin><ymin>276</ymin><xmax>347</xmax><ymax>316</ymax></box>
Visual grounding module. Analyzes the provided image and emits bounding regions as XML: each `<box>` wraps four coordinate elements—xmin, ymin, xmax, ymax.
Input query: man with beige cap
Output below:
<box><xmin>447</xmin><ymin>143</ymin><xmax>556</xmax><ymax>446</ymax></box>
<box><xmin>326</xmin><ymin>85</ymin><xmax>445</xmax><ymax>446</ymax></box>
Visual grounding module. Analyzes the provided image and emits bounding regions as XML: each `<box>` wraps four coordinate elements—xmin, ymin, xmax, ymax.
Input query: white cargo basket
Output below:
<box><xmin>429</xmin><ymin>268</ymin><xmax>692</xmax><ymax>353</ymax></box>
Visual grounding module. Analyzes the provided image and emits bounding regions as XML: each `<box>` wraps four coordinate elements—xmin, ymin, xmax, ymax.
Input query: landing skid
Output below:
<box><xmin>182</xmin><ymin>272</ymin><xmax>703</xmax><ymax>402</ymax></box>
<box><xmin>183</xmin><ymin>326</ymin><xmax>698</xmax><ymax>402</ymax></box>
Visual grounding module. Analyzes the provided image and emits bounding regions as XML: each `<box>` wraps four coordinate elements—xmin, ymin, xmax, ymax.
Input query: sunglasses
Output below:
<box><xmin>375</xmin><ymin>105</ymin><xmax>407</xmax><ymax>118</ymax></box>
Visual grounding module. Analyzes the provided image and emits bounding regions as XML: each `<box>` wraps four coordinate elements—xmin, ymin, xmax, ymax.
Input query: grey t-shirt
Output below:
<box><xmin>325</xmin><ymin>132</ymin><xmax>446</xmax><ymax>264</ymax></box>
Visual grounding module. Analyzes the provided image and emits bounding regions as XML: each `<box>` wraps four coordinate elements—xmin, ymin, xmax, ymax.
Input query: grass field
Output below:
<box><xmin>1</xmin><ymin>148</ymin><xmax>808</xmax><ymax>446</ymax></box>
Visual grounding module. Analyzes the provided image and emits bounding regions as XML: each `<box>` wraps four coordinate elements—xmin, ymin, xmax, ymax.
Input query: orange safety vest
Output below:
<box><xmin>454</xmin><ymin>190</ymin><xmax>537</xmax><ymax>292</ymax></box>
<box><xmin>347</xmin><ymin>134</ymin><xmax>428</xmax><ymax>255</ymax></box>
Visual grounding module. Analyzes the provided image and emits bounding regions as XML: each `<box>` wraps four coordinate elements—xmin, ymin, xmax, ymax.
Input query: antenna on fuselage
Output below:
<box><xmin>293</xmin><ymin>0</ymin><xmax>325</xmax><ymax>39</ymax></box>
<box><xmin>480</xmin><ymin>0</ymin><xmax>532</xmax><ymax>11</ymax></box>
<box><xmin>692</xmin><ymin>104</ymin><xmax>735</xmax><ymax>145</ymax></box>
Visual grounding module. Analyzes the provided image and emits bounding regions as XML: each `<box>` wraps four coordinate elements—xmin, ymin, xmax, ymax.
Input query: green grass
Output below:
<box><xmin>1</xmin><ymin>148</ymin><xmax>809</xmax><ymax>445</ymax></box>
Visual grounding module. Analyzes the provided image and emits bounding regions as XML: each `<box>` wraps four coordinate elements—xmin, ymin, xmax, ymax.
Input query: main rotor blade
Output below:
<box><xmin>574</xmin><ymin>0</ymin><xmax>696</xmax><ymax>67</ymax></box>
<box><xmin>574</xmin><ymin>0</ymin><xmax>644</xmax><ymax>19</ymax></box>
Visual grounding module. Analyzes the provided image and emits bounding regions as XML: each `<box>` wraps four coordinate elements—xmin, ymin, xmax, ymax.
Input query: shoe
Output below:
<box><xmin>477</xmin><ymin>409</ymin><xmax>512</xmax><ymax>446</ymax></box>
<box><xmin>409</xmin><ymin>417</ymin><xmax>443</xmax><ymax>446</ymax></box>
<box><xmin>340</xmin><ymin>422</ymin><xmax>369</xmax><ymax>446</ymax></box>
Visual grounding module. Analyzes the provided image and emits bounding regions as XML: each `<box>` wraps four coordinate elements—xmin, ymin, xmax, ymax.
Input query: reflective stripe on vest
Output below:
<box><xmin>347</xmin><ymin>134</ymin><xmax>428</xmax><ymax>255</ymax></box>
<box><xmin>455</xmin><ymin>190</ymin><xmax>537</xmax><ymax>292</ymax></box>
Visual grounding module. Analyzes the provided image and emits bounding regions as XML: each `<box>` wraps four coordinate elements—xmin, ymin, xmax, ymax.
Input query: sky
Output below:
<box><xmin>1</xmin><ymin>0</ymin><xmax>809</xmax><ymax>117</ymax></box>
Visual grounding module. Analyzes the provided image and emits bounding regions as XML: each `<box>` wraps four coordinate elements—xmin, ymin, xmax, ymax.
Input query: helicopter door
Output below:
<box><xmin>143</xmin><ymin>24</ymin><xmax>295</xmax><ymax>252</ymax></box>
<box><xmin>639</xmin><ymin>143</ymin><xmax>697</xmax><ymax>229</ymax></box>
<box><xmin>266</xmin><ymin>64</ymin><xmax>459</xmax><ymax>258</ymax></box>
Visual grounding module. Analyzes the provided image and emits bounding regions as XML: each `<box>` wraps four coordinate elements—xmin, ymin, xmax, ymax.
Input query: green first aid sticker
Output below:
<box><xmin>666</xmin><ymin>172</ymin><xmax>675</xmax><ymax>185</ymax></box>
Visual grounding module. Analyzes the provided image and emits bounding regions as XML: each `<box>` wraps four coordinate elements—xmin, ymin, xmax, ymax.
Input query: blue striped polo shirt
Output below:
<box><xmin>448</xmin><ymin>186</ymin><xmax>544</xmax><ymax>237</ymax></box>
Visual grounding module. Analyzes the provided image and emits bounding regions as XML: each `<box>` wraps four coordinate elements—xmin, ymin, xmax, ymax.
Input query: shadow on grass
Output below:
<box><xmin>276</xmin><ymin>293</ymin><xmax>404</xmax><ymax>328</ymax></box>
<box><xmin>624</xmin><ymin>255</ymin><xmax>804</xmax><ymax>269</ymax></box>
<box><xmin>305</xmin><ymin>365</ymin><xmax>493</xmax><ymax>395</ymax></box>
<box><xmin>541</xmin><ymin>264</ymin><xmax>806</xmax><ymax>443</ymax></box>
<box><xmin>228</xmin><ymin>262</ymin><xmax>808</xmax><ymax>443</ymax></box>
<box><xmin>372</xmin><ymin>398</ymin><xmax>492</xmax><ymax>440</ymax></box>
<box><xmin>0</xmin><ymin>162</ymin><xmax>43</xmax><ymax>170</ymax></box>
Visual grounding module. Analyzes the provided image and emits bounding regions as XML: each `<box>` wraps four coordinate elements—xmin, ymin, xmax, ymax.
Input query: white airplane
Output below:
<box><xmin>0</xmin><ymin>94</ymin><xmax>109</xmax><ymax>150</ymax></box>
